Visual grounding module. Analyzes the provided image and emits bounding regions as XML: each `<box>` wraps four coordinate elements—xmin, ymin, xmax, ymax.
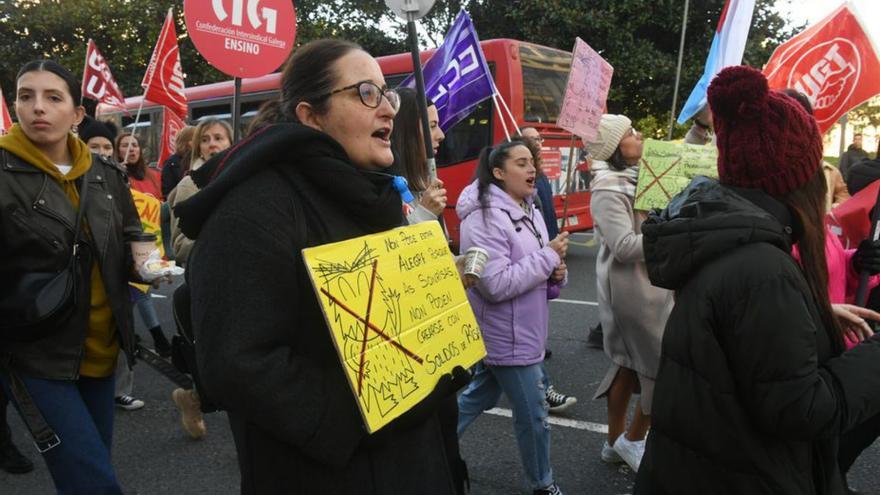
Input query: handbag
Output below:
<box><xmin>0</xmin><ymin>175</ymin><xmax>90</xmax><ymax>342</ymax></box>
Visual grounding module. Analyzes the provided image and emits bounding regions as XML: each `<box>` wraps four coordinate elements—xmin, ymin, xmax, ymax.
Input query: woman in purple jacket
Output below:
<box><xmin>456</xmin><ymin>141</ymin><xmax>569</xmax><ymax>495</ymax></box>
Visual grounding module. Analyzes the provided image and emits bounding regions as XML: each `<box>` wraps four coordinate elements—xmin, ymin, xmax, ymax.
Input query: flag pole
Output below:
<box><xmin>80</xmin><ymin>40</ymin><xmax>91</xmax><ymax>108</ymax></box>
<box><xmin>668</xmin><ymin>0</ymin><xmax>690</xmax><ymax>140</ymax></box>
<box><xmin>492</xmin><ymin>93</ymin><xmax>511</xmax><ymax>141</ymax></box>
<box><xmin>558</xmin><ymin>135</ymin><xmax>578</xmax><ymax>231</ymax></box>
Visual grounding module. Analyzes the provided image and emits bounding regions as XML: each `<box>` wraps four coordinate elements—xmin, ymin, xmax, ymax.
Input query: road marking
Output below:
<box><xmin>486</xmin><ymin>407</ymin><xmax>609</xmax><ymax>434</ymax></box>
<box><xmin>551</xmin><ymin>299</ymin><xmax>598</xmax><ymax>306</ymax></box>
<box><xmin>150</xmin><ymin>294</ymin><xmax>168</xmax><ymax>299</ymax></box>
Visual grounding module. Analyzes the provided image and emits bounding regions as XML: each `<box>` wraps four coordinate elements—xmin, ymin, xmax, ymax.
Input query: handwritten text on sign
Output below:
<box><xmin>302</xmin><ymin>222</ymin><xmax>486</xmax><ymax>433</ymax></box>
<box><xmin>557</xmin><ymin>37</ymin><xmax>614</xmax><ymax>142</ymax></box>
<box><xmin>634</xmin><ymin>139</ymin><xmax>719</xmax><ymax>211</ymax></box>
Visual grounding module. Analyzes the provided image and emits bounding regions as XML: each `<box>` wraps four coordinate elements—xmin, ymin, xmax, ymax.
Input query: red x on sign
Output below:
<box><xmin>635</xmin><ymin>157</ymin><xmax>681</xmax><ymax>204</ymax></box>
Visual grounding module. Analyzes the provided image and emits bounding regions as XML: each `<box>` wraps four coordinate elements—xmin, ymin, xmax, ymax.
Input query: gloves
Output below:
<box><xmin>364</xmin><ymin>366</ymin><xmax>471</xmax><ymax>446</ymax></box>
<box><xmin>854</xmin><ymin>239</ymin><xmax>880</xmax><ymax>275</ymax></box>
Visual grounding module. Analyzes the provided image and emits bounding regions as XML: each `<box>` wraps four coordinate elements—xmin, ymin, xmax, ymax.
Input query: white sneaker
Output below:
<box><xmin>600</xmin><ymin>440</ymin><xmax>623</xmax><ymax>463</ymax></box>
<box><xmin>612</xmin><ymin>435</ymin><xmax>645</xmax><ymax>472</ymax></box>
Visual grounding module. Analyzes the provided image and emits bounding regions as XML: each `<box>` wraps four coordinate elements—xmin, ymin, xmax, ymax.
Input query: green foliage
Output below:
<box><xmin>847</xmin><ymin>99</ymin><xmax>880</xmax><ymax>133</ymax></box>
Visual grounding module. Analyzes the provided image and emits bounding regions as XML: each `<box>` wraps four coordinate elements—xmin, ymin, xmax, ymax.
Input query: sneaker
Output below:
<box><xmin>600</xmin><ymin>440</ymin><xmax>623</xmax><ymax>464</ymax></box>
<box><xmin>0</xmin><ymin>440</ymin><xmax>34</xmax><ymax>474</ymax></box>
<box><xmin>612</xmin><ymin>435</ymin><xmax>645</xmax><ymax>472</ymax></box>
<box><xmin>173</xmin><ymin>388</ymin><xmax>206</xmax><ymax>439</ymax></box>
<box><xmin>114</xmin><ymin>394</ymin><xmax>145</xmax><ymax>411</ymax></box>
<box><xmin>533</xmin><ymin>481</ymin><xmax>563</xmax><ymax>495</ymax></box>
<box><xmin>586</xmin><ymin>323</ymin><xmax>604</xmax><ymax>350</ymax></box>
<box><xmin>545</xmin><ymin>385</ymin><xmax>577</xmax><ymax>413</ymax></box>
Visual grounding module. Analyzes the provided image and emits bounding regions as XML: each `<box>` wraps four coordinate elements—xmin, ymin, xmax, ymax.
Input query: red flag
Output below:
<box><xmin>81</xmin><ymin>39</ymin><xmax>127</xmax><ymax>113</ymax></box>
<box><xmin>827</xmin><ymin>180</ymin><xmax>880</xmax><ymax>250</ymax></box>
<box><xmin>0</xmin><ymin>85</ymin><xmax>12</xmax><ymax>135</ymax></box>
<box><xmin>764</xmin><ymin>4</ymin><xmax>880</xmax><ymax>134</ymax></box>
<box><xmin>156</xmin><ymin>106</ymin><xmax>186</xmax><ymax>168</ymax></box>
<box><xmin>142</xmin><ymin>9</ymin><xmax>187</xmax><ymax>119</ymax></box>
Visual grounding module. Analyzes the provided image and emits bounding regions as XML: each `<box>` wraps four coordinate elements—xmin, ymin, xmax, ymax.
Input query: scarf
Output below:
<box><xmin>589</xmin><ymin>160</ymin><xmax>640</xmax><ymax>199</ymax></box>
<box><xmin>177</xmin><ymin>123</ymin><xmax>404</xmax><ymax>240</ymax></box>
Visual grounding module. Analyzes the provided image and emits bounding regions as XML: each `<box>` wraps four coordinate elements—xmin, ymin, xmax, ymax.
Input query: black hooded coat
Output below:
<box><xmin>174</xmin><ymin>123</ymin><xmax>456</xmax><ymax>495</ymax></box>
<box><xmin>633</xmin><ymin>178</ymin><xmax>880</xmax><ymax>495</ymax></box>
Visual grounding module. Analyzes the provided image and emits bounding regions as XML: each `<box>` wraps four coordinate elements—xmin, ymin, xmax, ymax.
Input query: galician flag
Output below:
<box><xmin>677</xmin><ymin>0</ymin><xmax>756</xmax><ymax>124</ymax></box>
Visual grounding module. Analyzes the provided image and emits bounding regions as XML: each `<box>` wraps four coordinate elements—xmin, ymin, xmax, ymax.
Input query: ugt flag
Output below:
<box><xmin>82</xmin><ymin>40</ymin><xmax>127</xmax><ymax>113</ymax></box>
<box><xmin>142</xmin><ymin>9</ymin><xmax>187</xmax><ymax>119</ymax></box>
<box><xmin>0</xmin><ymin>85</ymin><xmax>12</xmax><ymax>135</ymax></box>
<box><xmin>400</xmin><ymin>10</ymin><xmax>494</xmax><ymax>132</ymax></box>
<box><xmin>677</xmin><ymin>0</ymin><xmax>756</xmax><ymax>124</ymax></box>
<box><xmin>764</xmin><ymin>4</ymin><xmax>880</xmax><ymax>135</ymax></box>
<box><xmin>156</xmin><ymin>106</ymin><xmax>186</xmax><ymax>168</ymax></box>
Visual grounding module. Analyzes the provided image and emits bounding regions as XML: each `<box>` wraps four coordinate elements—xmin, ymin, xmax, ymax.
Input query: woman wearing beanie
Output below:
<box><xmin>634</xmin><ymin>66</ymin><xmax>880</xmax><ymax>495</ymax></box>
<box><xmin>587</xmin><ymin>115</ymin><xmax>673</xmax><ymax>472</ymax></box>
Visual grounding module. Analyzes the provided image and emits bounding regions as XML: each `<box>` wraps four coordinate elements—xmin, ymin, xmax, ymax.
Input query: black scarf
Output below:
<box><xmin>175</xmin><ymin>123</ymin><xmax>403</xmax><ymax>239</ymax></box>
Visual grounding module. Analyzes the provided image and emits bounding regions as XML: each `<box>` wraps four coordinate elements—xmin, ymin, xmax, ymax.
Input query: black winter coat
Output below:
<box><xmin>634</xmin><ymin>178</ymin><xmax>880</xmax><ymax>495</ymax></box>
<box><xmin>176</xmin><ymin>124</ymin><xmax>456</xmax><ymax>495</ymax></box>
<box><xmin>0</xmin><ymin>150</ymin><xmax>141</xmax><ymax>379</ymax></box>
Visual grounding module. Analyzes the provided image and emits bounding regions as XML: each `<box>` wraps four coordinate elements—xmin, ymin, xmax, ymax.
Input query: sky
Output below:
<box><xmin>774</xmin><ymin>0</ymin><xmax>879</xmax><ymax>43</ymax></box>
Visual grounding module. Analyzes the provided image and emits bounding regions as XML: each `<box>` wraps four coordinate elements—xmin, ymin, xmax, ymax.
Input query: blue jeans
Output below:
<box><xmin>130</xmin><ymin>286</ymin><xmax>161</xmax><ymax>329</ymax></box>
<box><xmin>0</xmin><ymin>373</ymin><xmax>122</xmax><ymax>494</ymax></box>
<box><xmin>458</xmin><ymin>361</ymin><xmax>552</xmax><ymax>490</ymax></box>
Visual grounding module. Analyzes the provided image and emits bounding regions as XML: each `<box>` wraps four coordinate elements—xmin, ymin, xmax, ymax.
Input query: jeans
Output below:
<box><xmin>114</xmin><ymin>353</ymin><xmax>133</xmax><ymax>397</ymax></box>
<box><xmin>160</xmin><ymin>202</ymin><xmax>174</xmax><ymax>261</ymax></box>
<box><xmin>130</xmin><ymin>286</ymin><xmax>161</xmax><ymax>329</ymax></box>
<box><xmin>458</xmin><ymin>361</ymin><xmax>552</xmax><ymax>490</ymax></box>
<box><xmin>0</xmin><ymin>373</ymin><xmax>122</xmax><ymax>494</ymax></box>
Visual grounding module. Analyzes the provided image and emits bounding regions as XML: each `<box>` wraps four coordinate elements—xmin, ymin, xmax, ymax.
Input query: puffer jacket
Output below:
<box><xmin>456</xmin><ymin>181</ymin><xmax>564</xmax><ymax>366</ymax></box>
<box><xmin>0</xmin><ymin>149</ymin><xmax>141</xmax><ymax>379</ymax></box>
<box><xmin>634</xmin><ymin>177</ymin><xmax>880</xmax><ymax>495</ymax></box>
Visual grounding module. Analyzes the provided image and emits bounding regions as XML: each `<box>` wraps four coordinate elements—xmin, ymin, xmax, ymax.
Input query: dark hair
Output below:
<box><xmin>510</xmin><ymin>134</ymin><xmax>544</xmax><ymax>176</ymax></box>
<box><xmin>247</xmin><ymin>99</ymin><xmax>286</xmax><ymax>136</ymax></box>
<box><xmin>780</xmin><ymin>89</ymin><xmax>813</xmax><ymax>115</ymax></box>
<box><xmin>391</xmin><ymin>87</ymin><xmax>435</xmax><ymax>192</ymax></box>
<box><xmin>475</xmin><ymin>141</ymin><xmax>531</xmax><ymax>217</ymax></box>
<box><xmin>16</xmin><ymin>60</ymin><xmax>81</xmax><ymax>105</ymax></box>
<box><xmin>279</xmin><ymin>39</ymin><xmax>362</xmax><ymax>122</ymax></box>
<box><xmin>781</xmin><ymin>170</ymin><xmax>844</xmax><ymax>353</ymax></box>
<box><xmin>115</xmin><ymin>132</ymin><xmax>147</xmax><ymax>179</ymax></box>
<box><xmin>607</xmin><ymin>147</ymin><xmax>631</xmax><ymax>171</ymax></box>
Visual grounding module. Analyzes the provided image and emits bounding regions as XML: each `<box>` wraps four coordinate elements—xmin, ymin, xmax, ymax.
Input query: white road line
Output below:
<box><xmin>551</xmin><ymin>298</ymin><xmax>598</xmax><ymax>306</ymax></box>
<box><xmin>485</xmin><ymin>407</ymin><xmax>609</xmax><ymax>434</ymax></box>
<box><xmin>150</xmin><ymin>294</ymin><xmax>168</xmax><ymax>299</ymax></box>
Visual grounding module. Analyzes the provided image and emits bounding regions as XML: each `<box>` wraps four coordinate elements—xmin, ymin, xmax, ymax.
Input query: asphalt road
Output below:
<box><xmin>2</xmin><ymin>232</ymin><xmax>878</xmax><ymax>494</ymax></box>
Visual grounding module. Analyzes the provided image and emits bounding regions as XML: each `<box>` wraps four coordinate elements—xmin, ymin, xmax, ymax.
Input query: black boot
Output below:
<box><xmin>0</xmin><ymin>439</ymin><xmax>34</xmax><ymax>474</ymax></box>
<box><xmin>149</xmin><ymin>326</ymin><xmax>173</xmax><ymax>358</ymax></box>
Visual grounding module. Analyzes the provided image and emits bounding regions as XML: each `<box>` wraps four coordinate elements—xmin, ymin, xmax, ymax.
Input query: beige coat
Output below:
<box><xmin>167</xmin><ymin>174</ymin><xmax>199</xmax><ymax>265</ymax></box>
<box><xmin>590</xmin><ymin>176</ymin><xmax>674</xmax><ymax>414</ymax></box>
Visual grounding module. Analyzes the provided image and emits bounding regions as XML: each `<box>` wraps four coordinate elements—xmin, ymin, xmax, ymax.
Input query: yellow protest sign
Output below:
<box><xmin>130</xmin><ymin>188</ymin><xmax>164</xmax><ymax>292</ymax></box>
<box><xmin>634</xmin><ymin>139</ymin><xmax>718</xmax><ymax>211</ymax></box>
<box><xmin>302</xmin><ymin>222</ymin><xmax>486</xmax><ymax>433</ymax></box>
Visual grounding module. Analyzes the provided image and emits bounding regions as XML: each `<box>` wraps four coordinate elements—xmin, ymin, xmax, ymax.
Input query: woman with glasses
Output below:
<box><xmin>173</xmin><ymin>39</ymin><xmax>464</xmax><ymax>494</ymax></box>
<box><xmin>588</xmin><ymin>115</ymin><xmax>673</xmax><ymax>473</ymax></box>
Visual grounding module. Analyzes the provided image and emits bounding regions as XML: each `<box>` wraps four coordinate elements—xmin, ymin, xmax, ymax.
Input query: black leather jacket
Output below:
<box><xmin>0</xmin><ymin>149</ymin><xmax>142</xmax><ymax>379</ymax></box>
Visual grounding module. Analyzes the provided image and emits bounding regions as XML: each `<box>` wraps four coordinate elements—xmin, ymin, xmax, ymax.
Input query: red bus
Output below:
<box><xmin>102</xmin><ymin>39</ymin><xmax>592</xmax><ymax>246</ymax></box>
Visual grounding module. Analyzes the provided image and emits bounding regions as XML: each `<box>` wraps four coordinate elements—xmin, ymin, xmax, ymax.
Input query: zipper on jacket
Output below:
<box><xmin>9</xmin><ymin>209</ymin><xmax>63</xmax><ymax>251</ymax></box>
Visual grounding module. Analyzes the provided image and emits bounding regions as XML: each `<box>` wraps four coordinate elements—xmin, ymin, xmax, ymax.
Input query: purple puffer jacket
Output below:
<box><xmin>457</xmin><ymin>181</ymin><xmax>565</xmax><ymax>366</ymax></box>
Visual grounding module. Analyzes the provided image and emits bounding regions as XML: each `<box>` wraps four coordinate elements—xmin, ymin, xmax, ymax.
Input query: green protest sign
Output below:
<box><xmin>634</xmin><ymin>139</ymin><xmax>719</xmax><ymax>211</ymax></box>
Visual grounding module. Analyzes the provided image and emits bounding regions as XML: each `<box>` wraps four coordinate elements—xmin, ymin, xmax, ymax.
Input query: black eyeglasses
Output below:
<box><xmin>319</xmin><ymin>81</ymin><xmax>400</xmax><ymax>111</ymax></box>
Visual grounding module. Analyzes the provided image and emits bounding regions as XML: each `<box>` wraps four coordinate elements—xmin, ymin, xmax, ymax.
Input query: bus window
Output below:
<box><xmin>436</xmin><ymin>100</ymin><xmax>493</xmax><ymax>168</ymax></box>
<box><xmin>519</xmin><ymin>43</ymin><xmax>571</xmax><ymax>123</ymax></box>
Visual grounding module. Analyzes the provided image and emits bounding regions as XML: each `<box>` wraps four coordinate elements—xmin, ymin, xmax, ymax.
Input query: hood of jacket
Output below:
<box><xmin>642</xmin><ymin>176</ymin><xmax>794</xmax><ymax>290</ymax></box>
<box><xmin>175</xmin><ymin>123</ymin><xmax>403</xmax><ymax>239</ymax></box>
<box><xmin>456</xmin><ymin>180</ymin><xmax>535</xmax><ymax>224</ymax></box>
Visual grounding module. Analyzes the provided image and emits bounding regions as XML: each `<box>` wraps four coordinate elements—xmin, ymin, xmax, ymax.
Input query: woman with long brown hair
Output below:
<box><xmin>634</xmin><ymin>66</ymin><xmax>880</xmax><ymax>495</ymax></box>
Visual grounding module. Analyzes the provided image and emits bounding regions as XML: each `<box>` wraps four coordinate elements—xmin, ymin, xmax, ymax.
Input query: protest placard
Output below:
<box><xmin>302</xmin><ymin>222</ymin><xmax>486</xmax><ymax>433</ymax></box>
<box><xmin>130</xmin><ymin>188</ymin><xmax>164</xmax><ymax>292</ymax></box>
<box><xmin>557</xmin><ymin>37</ymin><xmax>614</xmax><ymax>142</ymax></box>
<box><xmin>634</xmin><ymin>139</ymin><xmax>718</xmax><ymax>211</ymax></box>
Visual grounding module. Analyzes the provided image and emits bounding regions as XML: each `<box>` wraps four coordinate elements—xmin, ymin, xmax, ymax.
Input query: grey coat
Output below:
<box><xmin>590</xmin><ymin>167</ymin><xmax>673</xmax><ymax>413</ymax></box>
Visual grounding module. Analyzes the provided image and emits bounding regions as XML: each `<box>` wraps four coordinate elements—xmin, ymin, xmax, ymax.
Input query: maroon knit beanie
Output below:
<box><xmin>708</xmin><ymin>65</ymin><xmax>823</xmax><ymax>196</ymax></box>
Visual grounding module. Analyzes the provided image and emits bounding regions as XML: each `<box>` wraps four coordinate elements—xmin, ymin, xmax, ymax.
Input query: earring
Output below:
<box><xmin>71</xmin><ymin>124</ymin><xmax>79</xmax><ymax>134</ymax></box>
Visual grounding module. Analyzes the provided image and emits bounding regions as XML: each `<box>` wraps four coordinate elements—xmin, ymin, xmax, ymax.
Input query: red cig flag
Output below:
<box><xmin>82</xmin><ymin>39</ymin><xmax>127</xmax><ymax>113</ymax></box>
<box><xmin>763</xmin><ymin>4</ymin><xmax>880</xmax><ymax>134</ymax></box>
<box><xmin>0</xmin><ymin>85</ymin><xmax>12</xmax><ymax>135</ymax></box>
<box><xmin>156</xmin><ymin>106</ymin><xmax>186</xmax><ymax>167</ymax></box>
<box><xmin>142</xmin><ymin>9</ymin><xmax>188</xmax><ymax>119</ymax></box>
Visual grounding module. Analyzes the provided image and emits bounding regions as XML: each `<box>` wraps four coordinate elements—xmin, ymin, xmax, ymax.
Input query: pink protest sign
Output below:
<box><xmin>557</xmin><ymin>38</ymin><xmax>614</xmax><ymax>142</ymax></box>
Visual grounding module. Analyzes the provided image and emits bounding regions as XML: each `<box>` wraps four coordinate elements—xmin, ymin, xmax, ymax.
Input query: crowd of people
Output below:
<box><xmin>1</xmin><ymin>38</ymin><xmax>880</xmax><ymax>495</ymax></box>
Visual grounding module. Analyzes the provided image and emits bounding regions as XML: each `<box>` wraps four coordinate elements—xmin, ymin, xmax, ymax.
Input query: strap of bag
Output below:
<box><xmin>71</xmin><ymin>172</ymin><xmax>90</xmax><ymax>255</ymax></box>
<box><xmin>0</xmin><ymin>355</ymin><xmax>61</xmax><ymax>453</ymax></box>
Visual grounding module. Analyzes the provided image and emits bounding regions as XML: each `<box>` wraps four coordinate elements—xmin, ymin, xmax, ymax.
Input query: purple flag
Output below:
<box><xmin>400</xmin><ymin>11</ymin><xmax>494</xmax><ymax>132</ymax></box>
